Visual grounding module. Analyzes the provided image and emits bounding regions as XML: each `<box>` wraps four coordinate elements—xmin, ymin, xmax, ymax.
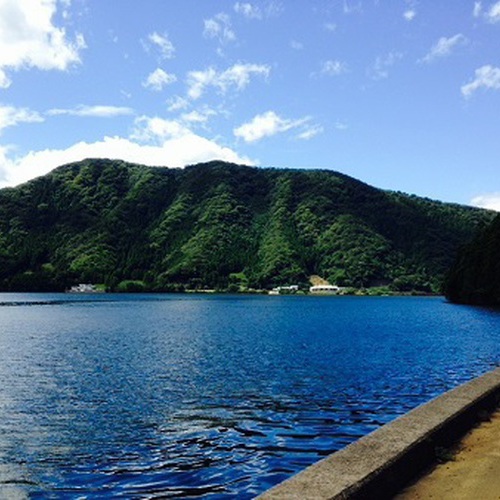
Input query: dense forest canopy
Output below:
<box><xmin>444</xmin><ymin>214</ymin><xmax>500</xmax><ymax>306</ymax></box>
<box><xmin>0</xmin><ymin>158</ymin><xmax>494</xmax><ymax>293</ymax></box>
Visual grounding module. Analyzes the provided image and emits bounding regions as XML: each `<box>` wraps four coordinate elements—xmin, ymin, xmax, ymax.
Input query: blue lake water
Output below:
<box><xmin>0</xmin><ymin>294</ymin><xmax>499</xmax><ymax>498</ymax></box>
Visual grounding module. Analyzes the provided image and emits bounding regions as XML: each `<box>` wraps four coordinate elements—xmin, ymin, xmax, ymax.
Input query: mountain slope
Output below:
<box><xmin>0</xmin><ymin>158</ymin><xmax>494</xmax><ymax>292</ymax></box>
<box><xmin>444</xmin><ymin>214</ymin><xmax>500</xmax><ymax>306</ymax></box>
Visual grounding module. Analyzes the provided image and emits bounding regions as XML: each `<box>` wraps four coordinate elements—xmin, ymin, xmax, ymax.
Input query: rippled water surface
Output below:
<box><xmin>1</xmin><ymin>294</ymin><xmax>499</xmax><ymax>498</ymax></box>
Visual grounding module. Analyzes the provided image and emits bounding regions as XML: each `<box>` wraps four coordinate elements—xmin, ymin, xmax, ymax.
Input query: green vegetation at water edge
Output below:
<box><xmin>0</xmin><ymin>159</ymin><xmax>494</xmax><ymax>293</ymax></box>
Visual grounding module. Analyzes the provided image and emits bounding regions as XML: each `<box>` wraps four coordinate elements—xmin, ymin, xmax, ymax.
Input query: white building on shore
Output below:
<box><xmin>67</xmin><ymin>283</ymin><xmax>99</xmax><ymax>293</ymax></box>
<box><xmin>309</xmin><ymin>284</ymin><xmax>341</xmax><ymax>294</ymax></box>
<box><xmin>269</xmin><ymin>285</ymin><xmax>299</xmax><ymax>295</ymax></box>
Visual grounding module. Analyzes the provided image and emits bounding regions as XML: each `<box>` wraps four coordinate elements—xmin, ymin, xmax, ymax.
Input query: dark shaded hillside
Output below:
<box><xmin>444</xmin><ymin>214</ymin><xmax>500</xmax><ymax>306</ymax></box>
<box><xmin>0</xmin><ymin>158</ymin><xmax>494</xmax><ymax>292</ymax></box>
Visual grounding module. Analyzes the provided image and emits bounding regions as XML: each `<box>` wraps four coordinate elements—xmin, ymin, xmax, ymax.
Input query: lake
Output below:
<box><xmin>0</xmin><ymin>294</ymin><xmax>499</xmax><ymax>498</ymax></box>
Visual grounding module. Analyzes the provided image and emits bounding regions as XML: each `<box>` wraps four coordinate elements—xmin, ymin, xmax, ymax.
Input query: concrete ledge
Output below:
<box><xmin>258</xmin><ymin>367</ymin><xmax>500</xmax><ymax>500</ymax></box>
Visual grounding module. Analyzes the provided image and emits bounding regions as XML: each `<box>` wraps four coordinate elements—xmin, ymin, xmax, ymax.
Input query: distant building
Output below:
<box><xmin>68</xmin><ymin>283</ymin><xmax>99</xmax><ymax>293</ymax></box>
<box><xmin>269</xmin><ymin>285</ymin><xmax>299</xmax><ymax>295</ymax></box>
<box><xmin>309</xmin><ymin>284</ymin><xmax>341</xmax><ymax>294</ymax></box>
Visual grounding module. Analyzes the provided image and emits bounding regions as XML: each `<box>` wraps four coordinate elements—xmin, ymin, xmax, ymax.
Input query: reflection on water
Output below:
<box><xmin>0</xmin><ymin>294</ymin><xmax>499</xmax><ymax>498</ymax></box>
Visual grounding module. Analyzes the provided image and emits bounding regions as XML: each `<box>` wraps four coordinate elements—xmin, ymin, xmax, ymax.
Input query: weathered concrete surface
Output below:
<box><xmin>396</xmin><ymin>409</ymin><xmax>500</xmax><ymax>499</ymax></box>
<box><xmin>258</xmin><ymin>367</ymin><xmax>500</xmax><ymax>500</ymax></box>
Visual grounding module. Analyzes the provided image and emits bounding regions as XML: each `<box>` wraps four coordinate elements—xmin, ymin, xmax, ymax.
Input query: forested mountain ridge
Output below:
<box><xmin>0</xmin><ymin>158</ymin><xmax>494</xmax><ymax>293</ymax></box>
<box><xmin>444</xmin><ymin>214</ymin><xmax>500</xmax><ymax>306</ymax></box>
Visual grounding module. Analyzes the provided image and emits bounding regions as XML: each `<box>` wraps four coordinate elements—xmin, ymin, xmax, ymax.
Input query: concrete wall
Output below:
<box><xmin>258</xmin><ymin>367</ymin><xmax>500</xmax><ymax>499</ymax></box>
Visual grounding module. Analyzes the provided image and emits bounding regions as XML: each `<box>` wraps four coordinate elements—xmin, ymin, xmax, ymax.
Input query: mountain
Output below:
<box><xmin>444</xmin><ymin>214</ymin><xmax>500</xmax><ymax>306</ymax></box>
<box><xmin>0</xmin><ymin>158</ymin><xmax>494</xmax><ymax>293</ymax></box>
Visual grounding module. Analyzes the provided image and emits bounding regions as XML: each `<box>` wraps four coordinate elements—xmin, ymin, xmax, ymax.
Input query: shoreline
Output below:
<box><xmin>0</xmin><ymin>288</ymin><xmax>441</xmax><ymax>297</ymax></box>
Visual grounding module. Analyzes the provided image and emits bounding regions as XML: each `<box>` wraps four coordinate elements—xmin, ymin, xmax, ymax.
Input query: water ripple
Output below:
<box><xmin>0</xmin><ymin>294</ymin><xmax>499</xmax><ymax>498</ymax></box>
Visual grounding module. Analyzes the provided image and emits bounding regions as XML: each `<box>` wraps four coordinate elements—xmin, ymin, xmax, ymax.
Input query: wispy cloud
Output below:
<box><xmin>186</xmin><ymin>63</ymin><xmax>270</xmax><ymax>100</ymax></box>
<box><xmin>420</xmin><ymin>34</ymin><xmax>468</xmax><ymax>63</ymax></box>
<box><xmin>403</xmin><ymin>0</ymin><xmax>417</xmax><ymax>21</ymax></box>
<box><xmin>342</xmin><ymin>0</ymin><xmax>362</xmax><ymax>14</ymax></box>
<box><xmin>203</xmin><ymin>13</ymin><xmax>236</xmax><ymax>45</ymax></box>
<box><xmin>472</xmin><ymin>1</ymin><xmax>500</xmax><ymax>22</ymax></box>
<box><xmin>461</xmin><ymin>65</ymin><xmax>500</xmax><ymax>97</ymax></box>
<box><xmin>146</xmin><ymin>32</ymin><xmax>175</xmax><ymax>60</ymax></box>
<box><xmin>234</xmin><ymin>2</ymin><xmax>262</xmax><ymax>19</ymax></box>
<box><xmin>474</xmin><ymin>1</ymin><xmax>500</xmax><ymax>24</ymax></box>
<box><xmin>321</xmin><ymin>60</ymin><xmax>348</xmax><ymax>76</ymax></box>
<box><xmin>47</xmin><ymin>105</ymin><xmax>134</xmax><ymax>118</ymax></box>
<box><xmin>234</xmin><ymin>110</ymin><xmax>314</xmax><ymax>143</ymax></box>
<box><xmin>181</xmin><ymin>107</ymin><xmax>217</xmax><ymax>125</ymax></box>
<box><xmin>473</xmin><ymin>1</ymin><xmax>482</xmax><ymax>17</ymax></box>
<box><xmin>485</xmin><ymin>1</ymin><xmax>500</xmax><ymax>22</ymax></box>
<box><xmin>167</xmin><ymin>96</ymin><xmax>190</xmax><ymax>112</ymax></box>
<box><xmin>290</xmin><ymin>40</ymin><xmax>304</xmax><ymax>50</ymax></box>
<box><xmin>233</xmin><ymin>1</ymin><xmax>282</xmax><ymax>19</ymax></box>
<box><xmin>368</xmin><ymin>52</ymin><xmax>403</xmax><ymax>80</ymax></box>
<box><xmin>0</xmin><ymin>0</ymin><xmax>85</xmax><ymax>88</ymax></box>
<box><xmin>0</xmin><ymin>105</ymin><xmax>43</xmax><ymax>132</ymax></box>
<box><xmin>403</xmin><ymin>9</ymin><xmax>416</xmax><ymax>21</ymax></box>
<box><xmin>142</xmin><ymin>68</ymin><xmax>177</xmax><ymax>91</ymax></box>
<box><xmin>334</xmin><ymin>121</ymin><xmax>349</xmax><ymax>130</ymax></box>
<box><xmin>471</xmin><ymin>193</ymin><xmax>500</xmax><ymax>211</ymax></box>
<box><xmin>296</xmin><ymin>124</ymin><xmax>324</xmax><ymax>140</ymax></box>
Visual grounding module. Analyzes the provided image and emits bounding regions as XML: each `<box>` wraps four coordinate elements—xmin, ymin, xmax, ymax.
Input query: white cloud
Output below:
<box><xmin>234</xmin><ymin>2</ymin><xmax>262</xmax><ymax>19</ymax></box>
<box><xmin>233</xmin><ymin>111</ymin><xmax>310</xmax><ymax>143</ymax></box>
<box><xmin>472</xmin><ymin>1</ymin><xmax>500</xmax><ymax>22</ymax></box>
<box><xmin>290</xmin><ymin>40</ymin><xmax>304</xmax><ymax>50</ymax></box>
<box><xmin>471</xmin><ymin>193</ymin><xmax>500</xmax><ymax>211</ymax></box>
<box><xmin>47</xmin><ymin>105</ymin><xmax>134</xmax><ymax>118</ymax></box>
<box><xmin>167</xmin><ymin>96</ymin><xmax>189</xmax><ymax>112</ymax></box>
<box><xmin>130</xmin><ymin>113</ymin><xmax>216</xmax><ymax>141</ymax></box>
<box><xmin>420</xmin><ymin>34</ymin><xmax>468</xmax><ymax>63</ymax></box>
<box><xmin>325</xmin><ymin>22</ymin><xmax>337</xmax><ymax>32</ymax></box>
<box><xmin>186</xmin><ymin>63</ymin><xmax>270</xmax><ymax>100</ymax></box>
<box><xmin>147</xmin><ymin>32</ymin><xmax>175</xmax><ymax>59</ymax></box>
<box><xmin>131</xmin><ymin>116</ymin><xmax>190</xmax><ymax>143</ymax></box>
<box><xmin>181</xmin><ymin>108</ymin><xmax>216</xmax><ymax>124</ymax></box>
<box><xmin>0</xmin><ymin>69</ymin><xmax>12</xmax><ymax>89</ymax></box>
<box><xmin>403</xmin><ymin>9</ymin><xmax>416</xmax><ymax>21</ymax></box>
<box><xmin>342</xmin><ymin>0</ymin><xmax>363</xmax><ymax>14</ymax></box>
<box><xmin>461</xmin><ymin>65</ymin><xmax>500</xmax><ymax>97</ymax></box>
<box><xmin>220</xmin><ymin>63</ymin><xmax>270</xmax><ymax>90</ymax></box>
<box><xmin>263</xmin><ymin>1</ymin><xmax>283</xmax><ymax>17</ymax></box>
<box><xmin>0</xmin><ymin>121</ymin><xmax>253</xmax><ymax>187</ymax></box>
<box><xmin>187</xmin><ymin>68</ymin><xmax>217</xmax><ymax>100</ymax></box>
<box><xmin>142</xmin><ymin>68</ymin><xmax>177</xmax><ymax>91</ymax></box>
<box><xmin>0</xmin><ymin>105</ymin><xmax>43</xmax><ymax>132</ymax></box>
<box><xmin>473</xmin><ymin>1</ymin><xmax>482</xmax><ymax>17</ymax></box>
<box><xmin>0</xmin><ymin>0</ymin><xmax>85</xmax><ymax>86</ymax></box>
<box><xmin>368</xmin><ymin>52</ymin><xmax>403</xmax><ymax>80</ymax></box>
<box><xmin>321</xmin><ymin>60</ymin><xmax>347</xmax><ymax>76</ymax></box>
<box><xmin>334</xmin><ymin>121</ymin><xmax>348</xmax><ymax>130</ymax></box>
<box><xmin>203</xmin><ymin>13</ymin><xmax>236</xmax><ymax>45</ymax></box>
<box><xmin>234</xmin><ymin>1</ymin><xmax>282</xmax><ymax>19</ymax></box>
<box><xmin>486</xmin><ymin>1</ymin><xmax>500</xmax><ymax>22</ymax></box>
<box><xmin>403</xmin><ymin>0</ymin><xmax>417</xmax><ymax>21</ymax></box>
<box><xmin>296</xmin><ymin>124</ymin><xmax>324</xmax><ymax>140</ymax></box>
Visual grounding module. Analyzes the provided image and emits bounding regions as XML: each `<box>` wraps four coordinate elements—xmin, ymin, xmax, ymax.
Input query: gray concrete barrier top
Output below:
<box><xmin>258</xmin><ymin>367</ymin><xmax>500</xmax><ymax>500</ymax></box>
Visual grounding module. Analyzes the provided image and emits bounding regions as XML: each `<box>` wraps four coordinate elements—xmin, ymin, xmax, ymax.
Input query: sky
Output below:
<box><xmin>0</xmin><ymin>0</ymin><xmax>499</xmax><ymax>209</ymax></box>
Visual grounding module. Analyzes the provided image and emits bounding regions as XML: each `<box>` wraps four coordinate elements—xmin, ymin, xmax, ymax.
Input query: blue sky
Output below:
<box><xmin>0</xmin><ymin>1</ymin><xmax>499</xmax><ymax>209</ymax></box>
